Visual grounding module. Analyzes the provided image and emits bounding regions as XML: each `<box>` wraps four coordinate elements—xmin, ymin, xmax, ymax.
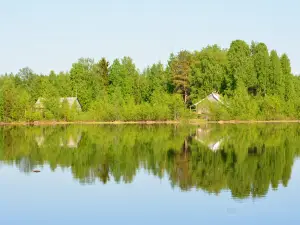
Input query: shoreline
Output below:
<box><xmin>208</xmin><ymin>120</ymin><xmax>300</xmax><ymax>124</ymax></box>
<box><xmin>0</xmin><ymin>119</ymin><xmax>299</xmax><ymax>126</ymax></box>
<box><xmin>0</xmin><ymin>120</ymin><xmax>181</xmax><ymax>126</ymax></box>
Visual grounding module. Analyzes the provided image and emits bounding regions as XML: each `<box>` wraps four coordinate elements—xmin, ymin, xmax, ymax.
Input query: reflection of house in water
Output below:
<box><xmin>35</xmin><ymin>132</ymin><xmax>82</xmax><ymax>149</ymax></box>
<box><xmin>18</xmin><ymin>157</ymin><xmax>35</xmax><ymax>173</ymax></box>
<box><xmin>35</xmin><ymin>136</ymin><xmax>45</xmax><ymax>147</ymax></box>
<box><xmin>59</xmin><ymin>134</ymin><xmax>82</xmax><ymax>148</ymax></box>
<box><xmin>194</xmin><ymin>128</ymin><xmax>223</xmax><ymax>151</ymax></box>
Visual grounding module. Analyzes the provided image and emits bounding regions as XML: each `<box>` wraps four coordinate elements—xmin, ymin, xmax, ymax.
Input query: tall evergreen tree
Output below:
<box><xmin>269</xmin><ymin>50</ymin><xmax>284</xmax><ymax>96</ymax></box>
<box><xmin>252</xmin><ymin>43</ymin><xmax>270</xmax><ymax>95</ymax></box>
<box><xmin>280</xmin><ymin>54</ymin><xmax>291</xmax><ymax>75</ymax></box>
<box><xmin>227</xmin><ymin>40</ymin><xmax>256</xmax><ymax>93</ymax></box>
<box><xmin>93</xmin><ymin>58</ymin><xmax>109</xmax><ymax>87</ymax></box>
<box><xmin>170</xmin><ymin>50</ymin><xmax>192</xmax><ymax>104</ymax></box>
<box><xmin>280</xmin><ymin>54</ymin><xmax>295</xmax><ymax>101</ymax></box>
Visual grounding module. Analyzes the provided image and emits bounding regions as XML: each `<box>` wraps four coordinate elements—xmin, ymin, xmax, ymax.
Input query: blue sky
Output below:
<box><xmin>1</xmin><ymin>0</ymin><xmax>299</xmax><ymax>74</ymax></box>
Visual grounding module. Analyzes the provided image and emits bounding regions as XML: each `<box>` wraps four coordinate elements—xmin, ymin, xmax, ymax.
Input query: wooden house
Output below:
<box><xmin>34</xmin><ymin>97</ymin><xmax>82</xmax><ymax>111</ymax></box>
<box><xmin>191</xmin><ymin>92</ymin><xmax>224</xmax><ymax>115</ymax></box>
<box><xmin>190</xmin><ymin>92</ymin><xmax>226</xmax><ymax>120</ymax></box>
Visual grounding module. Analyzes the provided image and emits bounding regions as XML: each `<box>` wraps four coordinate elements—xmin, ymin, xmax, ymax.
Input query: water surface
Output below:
<box><xmin>1</xmin><ymin>124</ymin><xmax>300</xmax><ymax>224</ymax></box>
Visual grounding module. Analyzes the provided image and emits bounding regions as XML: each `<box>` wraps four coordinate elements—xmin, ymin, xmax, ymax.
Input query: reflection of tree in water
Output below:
<box><xmin>0</xmin><ymin>124</ymin><xmax>299</xmax><ymax>199</ymax></box>
<box><xmin>169</xmin><ymin>124</ymin><xmax>300</xmax><ymax>198</ymax></box>
<box><xmin>17</xmin><ymin>157</ymin><xmax>35</xmax><ymax>173</ymax></box>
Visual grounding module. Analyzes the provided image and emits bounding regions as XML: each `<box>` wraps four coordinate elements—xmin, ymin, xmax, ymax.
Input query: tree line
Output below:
<box><xmin>0</xmin><ymin>40</ymin><xmax>299</xmax><ymax>121</ymax></box>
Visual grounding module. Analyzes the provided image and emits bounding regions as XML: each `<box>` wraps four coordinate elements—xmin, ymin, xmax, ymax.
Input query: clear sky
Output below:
<box><xmin>1</xmin><ymin>0</ymin><xmax>299</xmax><ymax>74</ymax></box>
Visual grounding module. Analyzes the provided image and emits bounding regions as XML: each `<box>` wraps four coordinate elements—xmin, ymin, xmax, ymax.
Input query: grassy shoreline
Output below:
<box><xmin>0</xmin><ymin>119</ymin><xmax>300</xmax><ymax>126</ymax></box>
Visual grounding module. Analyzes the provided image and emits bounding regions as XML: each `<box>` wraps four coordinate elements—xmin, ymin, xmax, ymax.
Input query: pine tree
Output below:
<box><xmin>171</xmin><ymin>51</ymin><xmax>192</xmax><ymax>104</ymax></box>
<box><xmin>93</xmin><ymin>57</ymin><xmax>109</xmax><ymax>87</ymax></box>
<box><xmin>280</xmin><ymin>54</ymin><xmax>291</xmax><ymax>75</ymax></box>
<box><xmin>252</xmin><ymin>43</ymin><xmax>270</xmax><ymax>95</ymax></box>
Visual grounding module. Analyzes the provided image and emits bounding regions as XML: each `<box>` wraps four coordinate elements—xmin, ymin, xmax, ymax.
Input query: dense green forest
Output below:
<box><xmin>1</xmin><ymin>124</ymin><xmax>299</xmax><ymax>198</ymax></box>
<box><xmin>0</xmin><ymin>40</ymin><xmax>299</xmax><ymax>121</ymax></box>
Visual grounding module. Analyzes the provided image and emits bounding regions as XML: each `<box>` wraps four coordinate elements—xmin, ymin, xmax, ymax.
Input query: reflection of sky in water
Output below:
<box><xmin>1</xmin><ymin>160</ymin><xmax>300</xmax><ymax>225</ymax></box>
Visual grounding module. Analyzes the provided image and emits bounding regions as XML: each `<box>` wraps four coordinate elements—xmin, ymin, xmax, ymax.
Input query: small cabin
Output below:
<box><xmin>34</xmin><ymin>97</ymin><xmax>82</xmax><ymax>111</ymax></box>
<box><xmin>191</xmin><ymin>92</ymin><xmax>224</xmax><ymax>115</ymax></box>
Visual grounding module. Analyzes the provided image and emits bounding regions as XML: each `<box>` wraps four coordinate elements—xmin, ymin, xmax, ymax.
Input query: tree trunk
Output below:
<box><xmin>184</xmin><ymin>89</ymin><xmax>187</xmax><ymax>104</ymax></box>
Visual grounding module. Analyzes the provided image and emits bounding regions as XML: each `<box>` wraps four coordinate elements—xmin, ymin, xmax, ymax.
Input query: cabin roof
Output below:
<box><xmin>192</xmin><ymin>92</ymin><xmax>223</xmax><ymax>106</ymax></box>
<box><xmin>59</xmin><ymin>97</ymin><xmax>79</xmax><ymax>106</ymax></box>
<box><xmin>34</xmin><ymin>97</ymin><xmax>81</xmax><ymax>109</ymax></box>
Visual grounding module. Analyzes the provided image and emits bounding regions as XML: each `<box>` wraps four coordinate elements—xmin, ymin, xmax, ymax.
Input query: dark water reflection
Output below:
<box><xmin>0</xmin><ymin>124</ymin><xmax>299</xmax><ymax>199</ymax></box>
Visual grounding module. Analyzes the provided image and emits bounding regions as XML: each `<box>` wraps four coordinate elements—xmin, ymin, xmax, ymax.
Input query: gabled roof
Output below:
<box><xmin>192</xmin><ymin>92</ymin><xmax>223</xmax><ymax>106</ymax></box>
<box><xmin>59</xmin><ymin>97</ymin><xmax>80</xmax><ymax>107</ymax></box>
<box><xmin>34</xmin><ymin>97</ymin><xmax>81</xmax><ymax>109</ymax></box>
<box><xmin>35</xmin><ymin>97</ymin><xmax>46</xmax><ymax>108</ymax></box>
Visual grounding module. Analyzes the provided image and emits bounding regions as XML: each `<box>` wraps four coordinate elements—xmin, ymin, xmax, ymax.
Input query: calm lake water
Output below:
<box><xmin>1</xmin><ymin>124</ymin><xmax>300</xmax><ymax>225</ymax></box>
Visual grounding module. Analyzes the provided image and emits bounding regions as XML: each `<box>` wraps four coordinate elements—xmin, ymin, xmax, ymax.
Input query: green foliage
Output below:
<box><xmin>269</xmin><ymin>50</ymin><xmax>284</xmax><ymax>96</ymax></box>
<box><xmin>190</xmin><ymin>45</ymin><xmax>227</xmax><ymax>100</ymax></box>
<box><xmin>44</xmin><ymin>97</ymin><xmax>60</xmax><ymax>119</ymax></box>
<box><xmin>108</xmin><ymin>57</ymin><xmax>139</xmax><ymax>103</ymax></box>
<box><xmin>170</xmin><ymin>51</ymin><xmax>193</xmax><ymax>104</ymax></box>
<box><xmin>87</xmin><ymin>90</ymin><xmax>188</xmax><ymax>121</ymax></box>
<box><xmin>70</xmin><ymin>58</ymin><xmax>95</xmax><ymax>111</ymax></box>
<box><xmin>258</xmin><ymin>95</ymin><xmax>285</xmax><ymax>120</ymax></box>
<box><xmin>226</xmin><ymin>81</ymin><xmax>258</xmax><ymax>119</ymax></box>
<box><xmin>0</xmin><ymin>79</ymin><xmax>30</xmax><ymax>121</ymax></box>
<box><xmin>93</xmin><ymin>57</ymin><xmax>109</xmax><ymax>90</ymax></box>
<box><xmin>0</xmin><ymin>90</ymin><xmax>3</xmax><ymax>121</ymax></box>
<box><xmin>227</xmin><ymin>40</ymin><xmax>256</xmax><ymax>92</ymax></box>
<box><xmin>0</xmin><ymin>40</ymin><xmax>299</xmax><ymax>122</ymax></box>
<box><xmin>252</xmin><ymin>42</ymin><xmax>270</xmax><ymax>95</ymax></box>
<box><xmin>281</xmin><ymin>54</ymin><xmax>292</xmax><ymax>75</ymax></box>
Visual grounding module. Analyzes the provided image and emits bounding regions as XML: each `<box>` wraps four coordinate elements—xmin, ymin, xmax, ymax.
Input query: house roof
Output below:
<box><xmin>35</xmin><ymin>97</ymin><xmax>81</xmax><ymax>109</ymax></box>
<box><xmin>192</xmin><ymin>92</ymin><xmax>223</xmax><ymax>106</ymax></box>
<box><xmin>59</xmin><ymin>97</ymin><xmax>79</xmax><ymax>107</ymax></box>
